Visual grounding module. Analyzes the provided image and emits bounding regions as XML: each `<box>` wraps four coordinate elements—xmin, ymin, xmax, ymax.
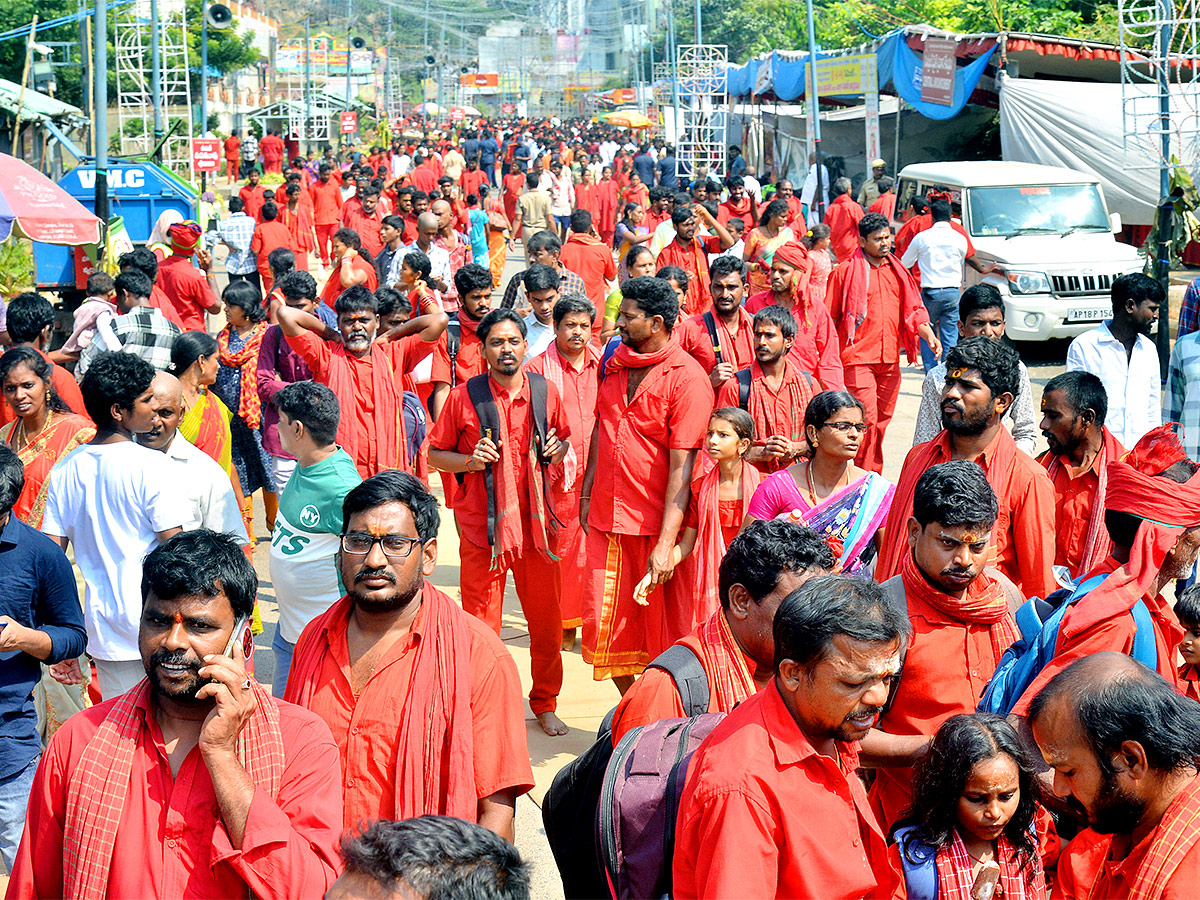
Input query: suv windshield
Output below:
<box><xmin>966</xmin><ymin>184</ymin><xmax>1109</xmax><ymax>237</ymax></box>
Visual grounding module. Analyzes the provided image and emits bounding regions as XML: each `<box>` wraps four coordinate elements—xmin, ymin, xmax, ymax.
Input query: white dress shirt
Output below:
<box><xmin>1065</xmin><ymin>320</ymin><xmax>1162</xmax><ymax>448</ymax></box>
<box><xmin>900</xmin><ymin>220</ymin><xmax>970</xmax><ymax>289</ymax></box>
<box><xmin>163</xmin><ymin>433</ymin><xmax>249</xmax><ymax>542</ymax></box>
<box><xmin>524</xmin><ymin>313</ymin><xmax>555</xmax><ymax>357</ymax></box>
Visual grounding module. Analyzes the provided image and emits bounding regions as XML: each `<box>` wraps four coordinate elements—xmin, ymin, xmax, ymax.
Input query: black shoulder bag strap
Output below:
<box><xmin>446</xmin><ymin>313</ymin><xmax>461</xmax><ymax>386</ymax></box>
<box><xmin>702</xmin><ymin>311</ymin><xmax>725</xmax><ymax>366</ymax></box>
<box><xmin>526</xmin><ymin>372</ymin><xmax>562</xmax><ymax>529</ymax></box>
<box><xmin>647</xmin><ymin>644</ymin><xmax>710</xmax><ymax>717</ymax></box>
<box><xmin>465</xmin><ymin>374</ymin><xmax>502</xmax><ymax>549</ymax></box>
<box><xmin>736</xmin><ymin>368</ymin><xmax>753</xmax><ymax>410</ymax></box>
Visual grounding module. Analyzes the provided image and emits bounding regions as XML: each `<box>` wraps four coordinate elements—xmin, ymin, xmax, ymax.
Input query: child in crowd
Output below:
<box><xmin>891</xmin><ymin>713</ymin><xmax>1046</xmax><ymax>900</ymax></box>
<box><xmin>800</xmin><ymin>223</ymin><xmax>833</xmax><ymax>306</ymax></box>
<box><xmin>1177</xmin><ymin>585</ymin><xmax>1200</xmax><ymax>701</ymax></box>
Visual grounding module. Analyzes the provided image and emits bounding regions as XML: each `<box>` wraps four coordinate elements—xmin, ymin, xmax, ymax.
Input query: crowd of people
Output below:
<box><xmin>0</xmin><ymin>115</ymin><xmax>1198</xmax><ymax>899</ymax></box>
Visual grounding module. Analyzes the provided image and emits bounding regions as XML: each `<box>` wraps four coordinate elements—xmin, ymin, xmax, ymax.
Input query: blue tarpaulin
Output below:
<box><xmin>721</xmin><ymin>29</ymin><xmax>997</xmax><ymax>120</ymax></box>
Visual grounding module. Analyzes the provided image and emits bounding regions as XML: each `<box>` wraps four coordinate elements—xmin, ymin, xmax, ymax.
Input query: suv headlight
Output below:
<box><xmin>1005</xmin><ymin>270</ymin><xmax>1052</xmax><ymax>294</ymax></box>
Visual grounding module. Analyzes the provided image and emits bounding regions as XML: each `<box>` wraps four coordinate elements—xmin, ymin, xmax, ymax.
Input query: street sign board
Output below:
<box><xmin>191</xmin><ymin>138</ymin><xmax>221</xmax><ymax>172</ymax></box>
<box><xmin>340</xmin><ymin>111</ymin><xmax>358</xmax><ymax>133</ymax></box>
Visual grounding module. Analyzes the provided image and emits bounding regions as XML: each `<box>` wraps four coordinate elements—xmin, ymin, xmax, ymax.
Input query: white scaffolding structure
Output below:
<box><xmin>114</xmin><ymin>0</ymin><xmax>193</xmax><ymax>175</ymax></box>
<box><xmin>1119</xmin><ymin>0</ymin><xmax>1200</xmax><ymax>172</ymax></box>
<box><xmin>675</xmin><ymin>44</ymin><xmax>727</xmax><ymax>182</ymax></box>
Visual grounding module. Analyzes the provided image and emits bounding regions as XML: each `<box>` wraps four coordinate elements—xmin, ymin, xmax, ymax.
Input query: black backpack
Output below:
<box><xmin>541</xmin><ymin>645</ymin><xmax>710</xmax><ymax>900</ymax></box>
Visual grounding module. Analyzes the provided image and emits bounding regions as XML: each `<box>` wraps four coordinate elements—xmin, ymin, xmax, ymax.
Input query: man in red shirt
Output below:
<box><xmin>396</xmin><ymin>188</ymin><xmax>422</xmax><ymax>245</ymax></box>
<box><xmin>238</xmin><ymin>170</ymin><xmax>267</xmax><ymax>221</ymax></box>
<box><xmin>339</xmin><ymin>186</ymin><xmax>385</xmax><ymax>257</ymax></box>
<box><xmin>308</xmin><ymin>164</ymin><xmax>344</xmax><ymax>267</ymax></box>
<box><xmin>250</xmin><ymin>202</ymin><xmax>294</xmax><ymax>294</ymax></box>
<box><xmin>320</xmin><ymin>229</ymin><xmax>378</xmax><ymax>310</ymax></box>
<box><xmin>717</xmin><ymin>175</ymin><xmax>757</xmax><ymax>231</ymax></box>
<box><xmin>655</xmin><ymin>204</ymin><xmax>736</xmax><ymax>317</ymax></box>
<box><xmin>868</xmin><ymin>175</ymin><xmax>896</xmax><ymax>222</ymax></box>
<box><xmin>610</xmin><ymin>519</ymin><xmax>833</xmax><ymax>744</ymax></box>
<box><xmin>673</xmin><ymin>575</ymin><xmax>906</xmax><ymax>899</ymax></box>
<box><xmin>825</xmin><ymin>212</ymin><xmax>940</xmax><ymax>473</ymax></box>
<box><xmin>155</xmin><ymin>221</ymin><xmax>222</xmax><ymax>332</ymax></box>
<box><xmin>1038</xmin><ymin>370</ymin><xmax>1126</xmax><ymax>579</ymax></box>
<box><xmin>223</xmin><ymin>132</ymin><xmax>241</xmax><ymax>183</ymax></box>
<box><xmin>865</xmin><ymin>461</ymin><xmax>1020</xmax><ymax>830</ymax></box>
<box><xmin>278</xmin><ymin>285</ymin><xmax>445</xmax><ymax>478</ymax></box>
<box><xmin>285</xmin><ymin>472</ymin><xmax>534</xmax><ymax>839</ymax></box>
<box><xmin>502</xmin><ymin>162</ymin><xmax>526</xmax><ymax>224</ymax></box>
<box><xmin>825</xmin><ymin>176</ymin><xmax>864</xmax><ymax>262</ymax></box>
<box><xmin>876</xmin><ymin>337</ymin><xmax>1056</xmax><ymax>598</ymax></box>
<box><xmin>580</xmin><ymin>276</ymin><xmax>711</xmax><ymax>690</ymax></box>
<box><xmin>745</xmin><ymin>242</ymin><xmax>845</xmax><ymax>390</ymax></box>
<box><xmin>527</xmin><ymin>295</ymin><xmax>600</xmax><ymax>650</ymax></box>
<box><xmin>459</xmin><ymin>156</ymin><xmax>487</xmax><ymax>202</ymax></box>
<box><xmin>644</xmin><ymin>187</ymin><xmax>673</xmax><ymax>233</ymax></box>
<box><xmin>8</xmin><ymin>530</ymin><xmax>343</xmax><ymax>899</ymax></box>
<box><xmin>429</xmin><ymin>309</ymin><xmax>572</xmax><ymax>737</ymax></box>
<box><xmin>1031</xmin><ymin>653</ymin><xmax>1200</xmax><ymax>900</ymax></box>
<box><xmin>677</xmin><ymin>255</ymin><xmax>756</xmax><ymax>393</ymax></box>
<box><xmin>260</xmin><ymin>129</ymin><xmax>285</xmax><ymax>175</ymax></box>
<box><xmin>409</xmin><ymin>154</ymin><xmax>438</xmax><ymax>194</ymax></box>
<box><xmin>716</xmin><ymin>306</ymin><xmax>816</xmax><ymax>474</ymax></box>
<box><xmin>557</xmin><ymin>210</ymin><xmax>616</xmax><ymax>317</ymax></box>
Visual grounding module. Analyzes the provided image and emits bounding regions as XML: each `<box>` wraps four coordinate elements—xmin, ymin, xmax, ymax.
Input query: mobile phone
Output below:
<box><xmin>223</xmin><ymin>615</ymin><xmax>251</xmax><ymax>658</ymax></box>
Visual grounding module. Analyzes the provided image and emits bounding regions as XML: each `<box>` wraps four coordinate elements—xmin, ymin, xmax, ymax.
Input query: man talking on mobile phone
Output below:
<box><xmin>7</xmin><ymin>529</ymin><xmax>344</xmax><ymax>899</ymax></box>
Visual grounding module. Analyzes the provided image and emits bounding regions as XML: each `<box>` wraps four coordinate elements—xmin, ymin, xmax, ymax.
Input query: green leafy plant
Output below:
<box><xmin>0</xmin><ymin>239</ymin><xmax>35</xmax><ymax>298</ymax></box>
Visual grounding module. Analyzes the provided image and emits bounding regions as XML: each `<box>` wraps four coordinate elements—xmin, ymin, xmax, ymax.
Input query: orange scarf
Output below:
<box><xmin>838</xmin><ymin>248</ymin><xmax>925</xmax><ymax>362</ymax></box>
<box><xmin>692</xmin><ymin>461</ymin><xmax>762</xmax><ymax>622</ymax></box>
<box><xmin>1107</xmin><ymin>776</ymin><xmax>1200</xmax><ymax>900</ymax></box>
<box><xmin>63</xmin><ymin>678</ymin><xmax>283</xmax><ymax>900</ymax></box>
<box><xmin>901</xmin><ymin>549</ymin><xmax>1019</xmax><ymax>663</ymax></box>
<box><xmin>606</xmin><ymin>336</ymin><xmax>676</xmax><ymax>376</ymax></box>
<box><xmin>695</xmin><ymin>608</ymin><xmax>757</xmax><ymax>712</ymax></box>
<box><xmin>285</xmin><ymin>588</ymin><xmax>476</xmax><ymax>821</ymax></box>
<box><xmin>217</xmin><ymin>323</ymin><xmax>267</xmax><ymax>429</ymax></box>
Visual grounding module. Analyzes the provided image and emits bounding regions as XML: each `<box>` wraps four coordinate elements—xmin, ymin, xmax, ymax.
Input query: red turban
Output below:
<box><xmin>168</xmin><ymin>221</ymin><xmax>202</xmax><ymax>254</ymax></box>
<box><xmin>773</xmin><ymin>242</ymin><xmax>808</xmax><ymax>270</ymax></box>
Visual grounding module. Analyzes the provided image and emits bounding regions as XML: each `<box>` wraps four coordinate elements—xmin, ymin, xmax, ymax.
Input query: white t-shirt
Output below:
<box><xmin>163</xmin><ymin>433</ymin><xmax>249</xmax><ymax>541</ymax></box>
<box><xmin>900</xmin><ymin>220</ymin><xmax>970</xmax><ymax>289</ymax></box>
<box><xmin>270</xmin><ymin>448</ymin><xmax>362</xmax><ymax>643</ymax></box>
<box><xmin>41</xmin><ymin>441</ymin><xmax>189</xmax><ymax>661</ymax></box>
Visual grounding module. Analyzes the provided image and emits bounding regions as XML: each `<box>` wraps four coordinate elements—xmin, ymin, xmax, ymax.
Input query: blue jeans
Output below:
<box><xmin>0</xmin><ymin>753</ymin><xmax>39</xmax><ymax>870</ymax></box>
<box><xmin>920</xmin><ymin>286</ymin><xmax>961</xmax><ymax>372</ymax></box>
<box><xmin>271</xmin><ymin>629</ymin><xmax>295</xmax><ymax>698</ymax></box>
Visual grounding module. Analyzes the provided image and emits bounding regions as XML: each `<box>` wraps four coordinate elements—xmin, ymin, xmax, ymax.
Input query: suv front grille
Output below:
<box><xmin>1051</xmin><ymin>273</ymin><xmax>1115</xmax><ymax>296</ymax></box>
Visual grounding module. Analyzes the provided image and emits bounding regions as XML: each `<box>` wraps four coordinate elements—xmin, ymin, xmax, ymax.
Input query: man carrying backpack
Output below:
<box><xmin>1009</xmin><ymin>424</ymin><xmax>1200</xmax><ymax>717</ymax></box>
<box><xmin>609</xmin><ymin>519</ymin><xmax>833</xmax><ymax>745</ymax></box>
<box><xmin>429</xmin><ymin>264</ymin><xmax>493</xmax><ymax>421</ymax></box>
<box><xmin>863</xmin><ymin>461</ymin><xmax>1020</xmax><ymax>831</ymax></box>
<box><xmin>428</xmin><ymin>309</ymin><xmax>572</xmax><ymax>738</ymax></box>
<box><xmin>673</xmin><ymin>575</ymin><xmax>908</xmax><ymax>899</ymax></box>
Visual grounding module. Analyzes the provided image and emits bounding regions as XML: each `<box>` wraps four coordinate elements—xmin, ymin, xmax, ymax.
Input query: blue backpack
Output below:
<box><xmin>977</xmin><ymin>572</ymin><xmax>1157</xmax><ymax>716</ymax></box>
<box><xmin>892</xmin><ymin>826</ymin><xmax>940</xmax><ymax>900</ymax></box>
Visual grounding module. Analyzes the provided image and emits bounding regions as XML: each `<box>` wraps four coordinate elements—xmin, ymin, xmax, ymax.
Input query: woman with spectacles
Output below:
<box><xmin>743</xmin><ymin>390</ymin><xmax>895</xmax><ymax>574</ymax></box>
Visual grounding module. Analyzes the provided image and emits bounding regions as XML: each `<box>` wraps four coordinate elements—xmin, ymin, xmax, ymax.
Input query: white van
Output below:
<box><xmin>893</xmin><ymin>161</ymin><xmax>1144</xmax><ymax>341</ymax></box>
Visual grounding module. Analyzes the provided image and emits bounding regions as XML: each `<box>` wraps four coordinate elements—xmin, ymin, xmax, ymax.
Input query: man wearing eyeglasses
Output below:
<box><xmin>427</xmin><ymin>308</ymin><xmax>573</xmax><ymax>738</ymax></box>
<box><xmin>284</xmin><ymin>470</ymin><xmax>534</xmax><ymax>841</ymax></box>
<box><xmin>266</xmin><ymin>381</ymin><xmax>361</xmax><ymax>698</ymax></box>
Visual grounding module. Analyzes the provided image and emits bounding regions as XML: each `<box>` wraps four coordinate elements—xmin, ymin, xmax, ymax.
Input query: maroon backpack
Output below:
<box><xmin>598</xmin><ymin>712</ymin><xmax>726</xmax><ymax>899</ymax></box>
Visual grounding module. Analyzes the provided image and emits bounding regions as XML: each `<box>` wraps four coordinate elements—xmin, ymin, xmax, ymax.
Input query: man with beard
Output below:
<box><xmin>1031</xmin><ymin>653</ymin><xmax>1200</xmax><ymax>898</ymax></box>
<box><xmin>1011</xmin><ymin>424</ymin><xmax>1200</xmax><ymax>715</ymax></box>
<box><xmin>611</xmin><ymin>520</ymin><xmax>833</xmax><ymax>744</ymax></box>
<box><xmin>8</xmin><ymin>530</ymin><xmax>343</xmax><ymax>898</ymax></box>
<box><xmin>715</xmin><ymin>306</ymin><xmax>816</xmax><ymax>474</ymax></box>
<box><xmin>527</xmin><ymin>296</ymin><xmax>601</xmax><ymax>651</ymax></box>
<box><xmin>1066</xmin><ymin>272</ymin><xmax>1163</xmax><ymax>448</ymax></box>
<box><xmin>717</xmin><ymin>175</ymin><xmax>757</xmax><ymax>232</ymax></box>
<box><xmin>863</xmin><ymin>461</ymin><xmax>1021</xmax><ymax>830</ymax></box>
<box><xmin>277</xmin><ymin>284</ymin><xmax>448</xmax><ymax>478</ymax></box>
<box><xmin>429</xmin><ymin>264</ymin><xmax>494</xmax><ymax>421</ymax></box>
<box><xmin>1038</xmin><ymin>371</ymin><xmax>1126</xmax><ymax>579</ymax></box>
<box><xmin>429</xmin><ymin>309</ymin><xmax>571</xmax><ymax>736</ymax></box>
<box><xmin>677</xmin><ymin>255</ymin><xmax>757</xmax><ymax>392</ymax></box>
<box><xmin>285</xmin><ymin>472</ymin><xmax>534</xmax><ymax>836</ymax></box>
<box><xmin>655</xmin><ymin>204</ymin><xmax>736</xmax><ymax>317</ymax></box>
<box><xmin>580</xmin><ymin>277</ymin><xmax>711</xmax><ymax>690</ymax></box>
<box><xmin>876</xmin><ymin>336</ymin><xmax>1056</xmax><ymax>598</ymax></box>
<box><xmin>673</xmin><ymin>575</ymin><xmax>906</xmax><ymax>899</ymax></box>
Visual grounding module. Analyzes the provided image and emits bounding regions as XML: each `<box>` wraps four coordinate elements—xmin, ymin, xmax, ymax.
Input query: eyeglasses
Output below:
<box><xmin>340</xmin><ymin>533</ymin><xmax>423</xmax><ymax>559</ymax></box>
<box><xmin>821</xmin><ymin>422</ymin><xmax>869</xmax><ymax>434</ymax></box>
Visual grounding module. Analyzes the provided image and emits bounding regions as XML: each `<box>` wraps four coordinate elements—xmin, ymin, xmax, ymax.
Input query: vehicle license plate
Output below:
<box><xmin>1067</xmin><ymin>307</ymin><xmax>1109</xmax><ymax>323</ymax></box>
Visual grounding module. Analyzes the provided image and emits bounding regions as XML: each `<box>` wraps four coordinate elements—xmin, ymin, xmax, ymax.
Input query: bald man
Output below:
<box><xmin>432</xmin><ymin>198</ymin><xmax>472</xmax><ymax>312</ymax></box>
<box><xmin>136</xmin><ymin>371</ymin><xmax>248</xmax><ymax>542</ymax></box>
<box><xmin>406</xmin><ymin>211</ymin><xmax>451</xmax><ymax>295</ymax></box>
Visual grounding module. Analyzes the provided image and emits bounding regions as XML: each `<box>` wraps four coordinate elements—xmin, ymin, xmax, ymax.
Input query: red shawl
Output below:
<box><xmin>595</xmin><ymin>181</ymin><xmax>619</xmax><ymax>232</ymax></box>
<box><xmin>606</xmin><ymin>335</ymin><xmax>677</xmax><ymax>376</ymax></box>
<box><xmin>692</xmin><ymin>461</ymin><xmax>762</xmax><ymax>622</ymax></box>
<box><xmin>64</xmin><ymin>679</ymin><xmax>284</xmax><ymax>900</ymax></box>
<box><xmin>1041</xmin><ymin>426</ymin><xmax>1125</xmax><ymax>578</ymax></box>
<box><xmin>285</xmin><ymin>588</ymin><xmax>476</xmax><ymax>820</ymax></box>
<box><xmin>695</xmin><ymin>608</ymin><xmax>758</xmax><ymax>711</ymax></box>
<box><xmin>935</xmin><ymin>831</ymin><xmax>1045</xmax><ymax>900</ymax></box>
<box><xmin>744</xmin><ymin>361</ymin><xmax>815</xmax><ymax>472</ymax></box>
<box><xmin>323</xmin><ymin>342</ymin><xmax>410</xmax><ymax>474</ymax></box>
<box><xmin>838</xmin><ymin>249</ymin><xmax>927</xmax><ymax>363</ymax></box>
<box><xmin>575</xmin><ymin>182</ymin><xmax>601</xmax><ymax>219</ymax></box>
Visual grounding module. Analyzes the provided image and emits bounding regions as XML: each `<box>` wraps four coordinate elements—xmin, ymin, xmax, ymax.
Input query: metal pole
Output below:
<box><xmin>305</xmin><ymin>17</ymin><xmax>312</xmax><ymax>154</ymax></box>
<box><xmin>200</xmin><ymin>0</ymin><xmax>208</xmax><ymax>191</ymax></box>
<box><xmin>151</xmin><ymin>0</ymin><xmax>162</xmax><ymax>163</ymax></box>
<box><xmin>694</xmin><ymin>0</ymin><xmax>701</xmax><ymax>44</ymax></box>
<box><xmin>666</xmin><ymin>0</ymin><xmax>681</xmax><ymax>164</ymax></box>
<box><xmin>804</xmin><ymin>0</ymin><xmax>824</xmax><ymax>221</ymax></box>
<box><xmin>345</xmin><ymin>25</ymin><xmax>352</xmax><ymax>147</ymax></box>
<box><xmin>94</xmin><ymin>0</ymin><xmax>109</xmax><ymax>254</ymax></box>
<box><xmin>1156</xmin><ymin>2</ymin><xmax>1173</xmax><ymax>379</ymax></box>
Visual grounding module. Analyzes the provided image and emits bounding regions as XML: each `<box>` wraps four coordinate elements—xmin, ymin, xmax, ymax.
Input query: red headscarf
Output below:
<box><xmin>772</xmin><ymin>242</ymin><xmax>813</xmax><ymax>325</ymax></box>
<box><xmin>167</xmin><ymin>220</ymin><xmax>202</xmax><ymax>255</ymax></box>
